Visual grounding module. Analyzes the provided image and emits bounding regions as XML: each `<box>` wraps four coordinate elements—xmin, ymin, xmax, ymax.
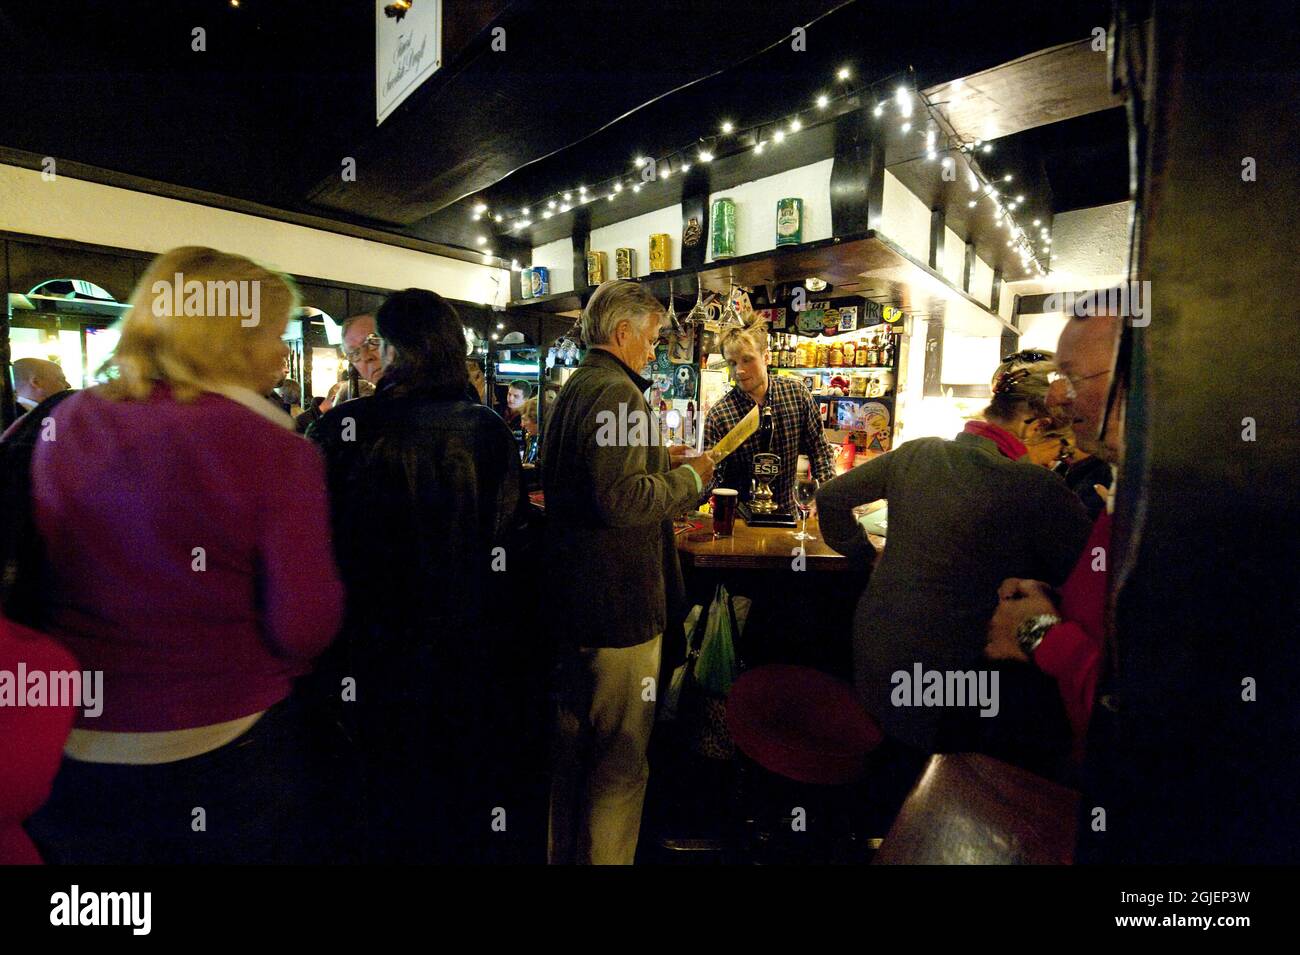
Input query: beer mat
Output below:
<box><xmin>707</xmin><ymin>405</ymin><xmax>760</xmax><ymax>462</ymax></box>
<box><xmin>674</xmin><ymin>518</ymin><xmax>705</xmax><ymax>536</ymax></box>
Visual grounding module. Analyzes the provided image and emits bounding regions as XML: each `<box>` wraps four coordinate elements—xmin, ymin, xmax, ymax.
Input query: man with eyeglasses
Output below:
<box><xmin>342</xmin><ymin>314</ymin><xmax>384</xmax><ymax>386</ymax></box>
<box><xmin>985</xmin><ymin>313</ymin><xmax>1124</xmax><ymax>769</ymax></box>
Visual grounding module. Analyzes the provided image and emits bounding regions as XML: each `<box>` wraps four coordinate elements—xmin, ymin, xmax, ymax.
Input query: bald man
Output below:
<box><xmin>12</xmin><ymin>358</ymin><xmax>70</xmax><ymax>413</ymax></box>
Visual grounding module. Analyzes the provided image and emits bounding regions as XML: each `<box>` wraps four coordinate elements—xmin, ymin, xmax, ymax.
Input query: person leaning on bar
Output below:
<box><xmin>542</xmin><ymin>279</ymin><xmax>714</xmax><ymax>865</ymax></box>
<box><xmin>816</xmin><ymin>352</ymin><xmax>1092</xmax><ymax>791</ymax></box>
<box><xmin>701</xmin><ymin>317</ymin><xmax>836</xmax><ymax>511</ymax></box>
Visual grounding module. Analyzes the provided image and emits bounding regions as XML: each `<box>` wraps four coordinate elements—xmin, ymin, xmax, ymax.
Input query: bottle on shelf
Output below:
<box><xmin>856</xmin><ymin>337</ymin><xmax>869</xmax><ymax>367</ymax></box>
<box><xmin>842</xmin><ymin>338</ymin><xmax>856</xmax><ymax>366</ymax></box>
<box><xmin>829</xmin><ymin>341</ymin><xmax>844</xmax><ymax>367</ymax></box>
<box><xmin>866</xmin><ymin>336</ymin><xmax>879</xmax><ymax>366</ymax></box>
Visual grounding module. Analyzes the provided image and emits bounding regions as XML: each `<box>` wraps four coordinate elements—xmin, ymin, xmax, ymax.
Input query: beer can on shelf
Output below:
<box><xmin>519</xmin><ymin>268</ymin><xmax>534</xmax><ymax>300</ymax></box>
<box><xmin>711</xmin><ymin>197</ymin><xmax>737</xmax><ymax>259</ymax></box>
<box><xmin>776</xmin><ymin>197</ymin><xmax>803</xmax><ymax>246</ymax></box>
<box><xmin>649</xmin><ymin>234</ymin><xmax>672</xmax><ymax>272</ymax></box>
<box><xmin>615</xmin><ymin>247</ymin><xmax>636</xmax><ymax>279</ymax></box>
<box><xmin>530</xmin><ymin>266</ymin><xmax>550</xmax><ymax>297</ymax></box>
<box><xmin>586</xmin><ymin>250</ymin><xmax>607</xmax><ymax>287</ymax></box>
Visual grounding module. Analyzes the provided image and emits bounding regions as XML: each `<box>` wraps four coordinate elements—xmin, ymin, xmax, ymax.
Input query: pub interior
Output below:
<box><xmin>0</xmin><ymin>0</ymin><xmax>1297</xmax><ymax>893</ymax></box>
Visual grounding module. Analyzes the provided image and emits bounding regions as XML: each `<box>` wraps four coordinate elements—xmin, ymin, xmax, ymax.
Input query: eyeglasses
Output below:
<box><xmin>1047</xmin><ymin>367</ymin><xmax>1111</xmax><ymax>401</ymax></box>
<box><xmin>343</xmin><ymin>334</ymin><xmax>382</xmax><ymax>362</ymax></box>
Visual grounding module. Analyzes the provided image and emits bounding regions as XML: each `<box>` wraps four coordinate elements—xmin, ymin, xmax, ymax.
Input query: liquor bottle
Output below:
<box><xmin>842</xmin><ymin>338</ymin><xmax>856</xmax><ymax>366</ymax></box>
<box><xmin>866</xmin><ymin>336</ymin><xmax>879</xmax><ymax>366</ymax></box>
<box><xmin>856</xmin><ymin>337</ymin><xmax>869</xmax><ymax>367</ymax></box>
<box><xmin>783</xmin><ymin>336</ymin><xmax>795</xmax><ymax>369</ymax></box>
<box><xmin>829</xmin><ymin>341</ymin><xmax>843</xmax><ymax>367</ymax></box>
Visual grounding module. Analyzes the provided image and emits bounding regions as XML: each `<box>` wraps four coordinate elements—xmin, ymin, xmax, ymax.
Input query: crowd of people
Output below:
<box><xmin>0</xmin><ymin>247</ymin><xmax>1124</xmax><ymax>865</ymax></box>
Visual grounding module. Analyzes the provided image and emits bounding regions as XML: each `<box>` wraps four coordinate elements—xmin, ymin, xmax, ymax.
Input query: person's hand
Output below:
<box><xmin>668</xmin><ymin>444</ymin><xmax>695</xmax><ymax>465</ymax></box>
<box><xmin>985</xmin><ymin>578</ymin><xmax>1058</xmax><ymax>662</ymax></box>
<box><xmin>681</xmin><ymin>450</ymin><xmax>715</xmax><ymax>486</ymax></box>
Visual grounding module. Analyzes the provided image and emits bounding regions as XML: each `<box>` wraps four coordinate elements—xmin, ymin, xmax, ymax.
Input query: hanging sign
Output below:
<box><xmin>376</xmin><ymin>0</ymin><xmax>443</xmax><ymax>125</ymax></box>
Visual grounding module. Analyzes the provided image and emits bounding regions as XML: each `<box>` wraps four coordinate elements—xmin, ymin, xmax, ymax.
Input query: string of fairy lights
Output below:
<box><xmin>468</xmin><ymin>66</ymin><xmax>1051</xmax><ymax>278</ymax></box>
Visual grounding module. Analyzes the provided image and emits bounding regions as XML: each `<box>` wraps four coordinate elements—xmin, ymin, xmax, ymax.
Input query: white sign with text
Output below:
<box><xmin>375</xmin><ymin>0</ymin><xmax>442</xmax><ymax>124</ymax></box>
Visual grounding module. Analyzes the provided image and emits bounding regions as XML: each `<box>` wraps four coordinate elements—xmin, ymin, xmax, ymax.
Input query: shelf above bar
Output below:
<box><xmin>511</xmin><ymin>230</ymin><xmax>1014</xmax><ymax>337</ymax></box>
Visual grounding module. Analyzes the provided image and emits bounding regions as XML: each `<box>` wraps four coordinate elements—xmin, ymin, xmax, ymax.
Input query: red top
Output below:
<box><xmin>0</xmin><ymin>617</ymin><xmax>78</xmax><ymax>864</ymax></box>
<box><xmin>31</xmin><ymin>386</ymin><xmax>344</xmax><ymax>731</ymax></box>
<box><xmin>1034</xmin><ymin>512</ymin><xmax>1112</xmax><ymax>764</ymax></box>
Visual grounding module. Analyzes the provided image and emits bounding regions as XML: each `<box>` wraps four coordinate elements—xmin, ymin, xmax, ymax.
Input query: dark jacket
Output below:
<box><xmin>308</xmin><ymin>379</ymin><xmax>524</xmax><ymax>861</ymax></box>
<box><xmin>541</xmin><ymin>349</ymin><xmax>699</xmax><ymax>649</ymax></box>
<box><xmin>817</xmin><ymin>430</ymin><xmax>1092</xmax><ymax>751</ymax></box>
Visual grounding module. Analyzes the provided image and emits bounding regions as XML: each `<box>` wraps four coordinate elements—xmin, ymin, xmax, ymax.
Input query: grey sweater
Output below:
<box><xmin>817</xmin><ymin>431</ymin><xmax>1092</xmax><ymax>750</ymax></box>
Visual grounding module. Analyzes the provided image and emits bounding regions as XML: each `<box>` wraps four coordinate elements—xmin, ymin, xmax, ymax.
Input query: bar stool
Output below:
<box><xmin>726</xmin><ymin>664</ymin><xmax>884</xmax><ymax>863</ymax></box>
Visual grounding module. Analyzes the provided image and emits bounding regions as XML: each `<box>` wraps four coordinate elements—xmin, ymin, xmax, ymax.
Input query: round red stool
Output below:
<box><xmin>727</xmin><ymin>664</ymin><xmax>884</xmax><ymax>784</ymax></box>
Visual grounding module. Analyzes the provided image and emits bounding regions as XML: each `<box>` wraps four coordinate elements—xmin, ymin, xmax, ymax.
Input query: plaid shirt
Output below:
<box><xmin>702</xmin><ymin>374</ymin><xmax>836</xmax><ymax>510</ymax></box>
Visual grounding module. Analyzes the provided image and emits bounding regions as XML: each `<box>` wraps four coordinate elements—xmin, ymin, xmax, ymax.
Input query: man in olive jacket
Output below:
<box><xmin>542</xmin><ymin>280</ymin><xmax>714</xmax><ymax>865</ymax></box>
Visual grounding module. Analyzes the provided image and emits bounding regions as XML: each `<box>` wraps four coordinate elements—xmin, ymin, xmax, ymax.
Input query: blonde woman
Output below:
<box><xmin>25</xmin><ymin>246</ymin><xmax>343</xmax><ymax>864</ymax></box>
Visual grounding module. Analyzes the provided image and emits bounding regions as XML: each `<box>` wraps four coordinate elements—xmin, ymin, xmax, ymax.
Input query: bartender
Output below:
<box><xmin>702</xmin><ymin>319</ymin><xmax>836</xmax><ymax>511</ymax></box>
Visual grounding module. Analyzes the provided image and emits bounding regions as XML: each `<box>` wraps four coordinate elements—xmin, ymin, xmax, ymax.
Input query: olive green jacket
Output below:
<box><xmin>541</xmin><ymin>349</ymin><xmax>700</xmax><ymax>648</ymax></box>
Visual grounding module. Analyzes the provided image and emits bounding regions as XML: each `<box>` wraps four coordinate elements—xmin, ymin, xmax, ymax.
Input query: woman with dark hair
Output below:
<box><xmin>309</xmin><ymin>288</ymin><xmax>527</xmax><ymax>863</ymax></box>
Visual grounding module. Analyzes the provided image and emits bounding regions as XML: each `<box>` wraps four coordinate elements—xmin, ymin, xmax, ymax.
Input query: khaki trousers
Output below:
<box><xmin>548</xmin><ymin>634</ymin><xmax>662</xmax><ymax>865</ymax></box>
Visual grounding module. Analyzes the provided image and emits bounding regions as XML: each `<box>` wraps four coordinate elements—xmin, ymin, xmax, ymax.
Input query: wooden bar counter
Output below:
<box><xmin>676</xmin><ymin>512</ymin><xmax>885</xmax><ymax>571</ymax></box>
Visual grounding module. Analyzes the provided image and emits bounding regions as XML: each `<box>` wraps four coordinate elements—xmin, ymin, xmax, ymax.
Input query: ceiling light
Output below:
<box><xmin>473</xmin><ymin>202</ymin><xmax>487</xmax><ymax>214</ymax></box>
<box><xmin>1003</xmin><ymin>174</ymin><xmax>1013</xmax><ymax>183</ymax></box>
<box><xmin>837</xmin><ymin>66</ymin><xmax>851</xmax><ymax>80</ymax></box>
<box><xmin>633</xmin><ymin>183</ymin><xmax>642</xmax><ymax>192</ymax></box>
<box><xmin>475</xmin><ymin>236</ymin><xmax>487</xmax><ymax>246</ymax></box>
<box><xmin>547</xmin><ymin>200</ymin><xmax>556</xmax><ymax>209</ymax></box>
<box><xmin>543</xmin><ymin>210</ymin><xmax>553</xmax><ymax>219</ymax></box>
<box><xmin>968</xmin><ymin>200</ymin><xmax>977</xmax><ymax>208</ymax></box>
<box><xmin>790</xmin><ymin>119</ymin><xmax>802</xmax><ymax>132</ymax></box>
<box><xmin>699</xmin><ymin>150</ymin><xmax>714</xmax><ymax>162</ymax></box>
<box><xmin>982</xmin><ymin>144</ymin><xmax>992</xmax><ymax>153</ymax></box>
<box><xmin>614</xmin><ymin>182</ymin><xmax>623</xmax><ymax>192</ymax></box>
<box><xmin>1033</xmin><ymin>219</ymin><xmax>1041</xmax><ymax>226</ymax></box>
<box><xmin>721</xmin><ymin>121</ymin><xmax>734</xmax><ymax>134</ymax></box>
<box><xmin>494</xmin><ymin>214</ymin><xmax>503</xmax><ymax>223</ymax></box>
<box><xmin>562</xmin><ymin>192</ymin><xmax>572</xmax><ymax>201</ymax></box>
<box><xmin>560</xmin><ymin>204</ymin><xmax>570</xmax><ymax>212</ymax></box>
<box><xmin>816</xmin><ymin>94</ymin><xmax>829</xmax><ymax>108</ymax></box>
<box><xmin>941</xmin><ymin>157</ymin><xmax>954</xmax><ymax>168</ymax></box>
<box><xmin>773</xmin><ymin>129</ymin><xmax>786</xmax><ymax>144</ymax></box>
<box><xmin>472</xmin><ymin>213</ymin><xmax>481</xmax><ymax>221</ymax></box>
<box><xmin>521</xmin><ymin>206</ymin><xmax>530</xmax><ymax>215</ymax></box>
<box><xmin>681</xmin><ymin>162</ymin><xmax>691</xmax><ymax>171</ymax></box>
<box><xmin>873</xmin><ymin>103</ymin><xmax>884</xmax><ymax>117</ymax></box>
<box><xmin>755</xmin><ymin>141</ymin><xmax>766</xmax><ymax>153</ymax></box>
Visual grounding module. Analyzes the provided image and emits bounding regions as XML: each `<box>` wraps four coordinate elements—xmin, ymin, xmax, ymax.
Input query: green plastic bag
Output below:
<box><xmin>695</xmin><ymin>584</ymin><xmax>743</xmax><ymax>696</ymax></box>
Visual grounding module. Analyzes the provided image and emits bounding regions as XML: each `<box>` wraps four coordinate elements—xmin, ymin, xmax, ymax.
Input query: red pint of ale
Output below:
<box><xmin>712</xmin><ymin>488</ymin><xmax>739</xmax><ymax>537</ymax></box>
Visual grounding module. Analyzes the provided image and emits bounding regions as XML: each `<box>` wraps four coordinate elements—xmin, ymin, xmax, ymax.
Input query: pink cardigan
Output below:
<box><xmin>31</xmin><ymin>385</ymin><xmax>344</xmax><ymax>731</ymax></box>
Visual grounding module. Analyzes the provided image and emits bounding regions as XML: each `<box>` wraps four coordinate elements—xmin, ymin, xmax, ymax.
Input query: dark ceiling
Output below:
<box><xmin>0</xmin><ymin>0</ymin><xmax>1129</xmax><ymax>265</ymax></box>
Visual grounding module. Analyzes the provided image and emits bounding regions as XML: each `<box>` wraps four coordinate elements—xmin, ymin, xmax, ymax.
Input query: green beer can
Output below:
<box><xmin>776</xmin><ymin>197</ymin><xmax>803</xmax><ymax>246</ymax></box>
<box><xmin>711</xmin><ymin>197</ymin><xmax>737</xmax><ymax>259</ymax></box>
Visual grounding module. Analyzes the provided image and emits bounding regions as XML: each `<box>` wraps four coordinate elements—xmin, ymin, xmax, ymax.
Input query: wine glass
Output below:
<box><xmin>793</xmin><ymin>475</ymin><xmax>819</xmax><ymax>541</ymax></box>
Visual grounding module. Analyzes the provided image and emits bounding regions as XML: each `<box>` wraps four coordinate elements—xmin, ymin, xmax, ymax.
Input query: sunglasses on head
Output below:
<box><xmin>1001</xmin><ymin>349</ymin><xmax>1053</xmax><ymax>364</ymax></box>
